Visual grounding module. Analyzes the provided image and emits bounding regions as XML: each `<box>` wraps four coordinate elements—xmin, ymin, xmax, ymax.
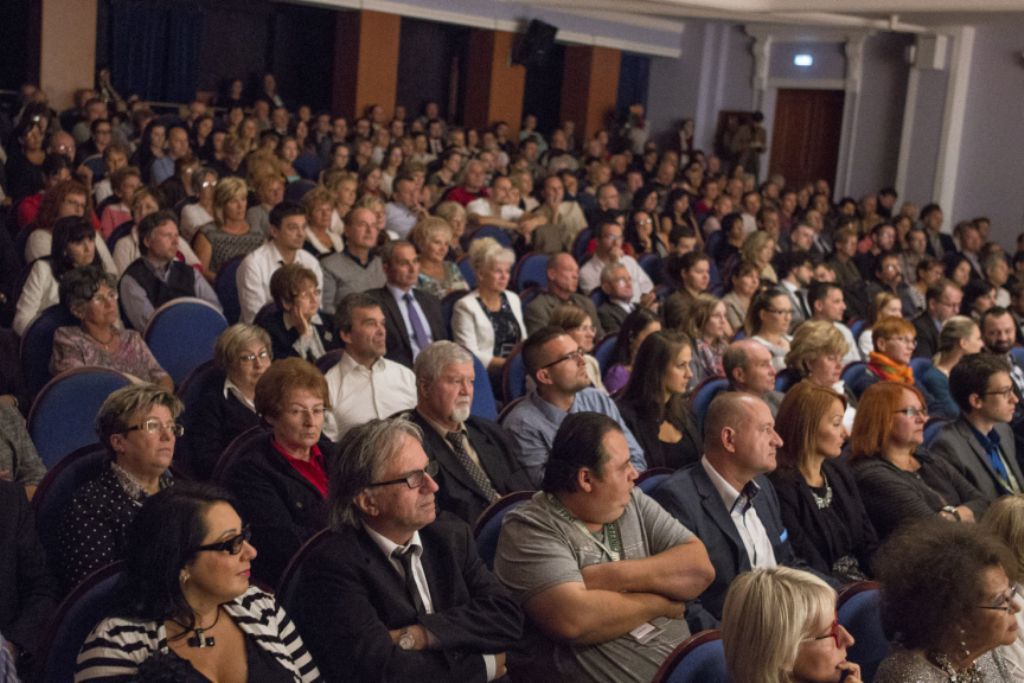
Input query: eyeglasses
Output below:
<box><xmin>890</xmin><ymin>335</ymin><xmax>917</xmax><ymax>347</ymax></box>
<box><xmin>193</xmin><ymin>525</ymin><xmax>252</xmax><ymax>555</ymax></box>
<box><xmin>985</xmin><ymin>387</ymin><xmax>1017</xmax><ymax>398</ymax></box>
<box><xmin>805</xmin><ymin>614</ymin><xmax>842</xmax><ymax>648</ymax></box>
<box><xmin>90</xmin><ymin>289</ymin><xmax>119</xmax><ymax>304</ymax></box>
<box><xmin>978</xmin><ymin>585</ymin><xmax>1019</xmax><ymax>612</ymax></box>
<box><xmin>124</xmin><ymin>419</ymin><xmax>185</xmax><ymax>437</ymax></box>
<box><xmin>893</xmin><ymin>406</ymin><xmax>928</xmax><ymax>418</ymax></box>
<box><xmin>367</xmin><ymin>460</ymin><xmax>439</xmax><ymax>489</ymax></box>
<box><xmin>541</xmin><ymin>348</ymin><xmax>586</xmax><ymax>370</ymax></box>
<box><xmin>238</xmin><ymin>350</ymin><xmax>271</xmax><ymax>364</ymax></box>
<box><xmin>765</xmin><ymin>307</ymin><xmax>793</xmax><ymax>317</ymax></box>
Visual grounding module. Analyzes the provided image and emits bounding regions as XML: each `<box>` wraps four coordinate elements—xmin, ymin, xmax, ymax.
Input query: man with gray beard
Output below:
<box><xmin>404</xmin><ymin>341</ymin><xmax>533</xmax><ymax>524</ymax></box>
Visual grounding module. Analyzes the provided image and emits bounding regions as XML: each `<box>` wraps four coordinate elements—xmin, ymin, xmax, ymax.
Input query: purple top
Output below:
<box><xmin>50</xmin><ymin>326</ymin><xmax>169</xmax><ymax>384</ymax></box>
<box><xmin>603</xmin><ymin>363</ymin><xmax>631</xmax><ymax>394</ymax></box>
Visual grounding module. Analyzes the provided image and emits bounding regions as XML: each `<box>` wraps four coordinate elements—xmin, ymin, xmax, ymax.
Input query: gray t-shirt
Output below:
<box><xmin>494</xmin><ymin>488</ymin><xmax>694</xmax><ymax>683</ymax></box>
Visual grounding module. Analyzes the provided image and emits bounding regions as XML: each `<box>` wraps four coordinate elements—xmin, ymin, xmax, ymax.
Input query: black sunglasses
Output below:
<box><xmin>193</xmin><ymin>525</ymin><xmax>251</xmax><ymax>555</ymax></box>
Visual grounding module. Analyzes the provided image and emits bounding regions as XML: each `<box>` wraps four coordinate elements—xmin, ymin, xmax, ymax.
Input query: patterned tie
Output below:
<box><xmin>403</xmin><ymin>292</ymin><xmax>430</xmax><ymax>355</ymax></box>
<box><xmin>392</xmin><ymin>546</ymin><xmax>427</xmax><ymax>614</ymax></box>
<box><xmin>446</xmin><ymin>431</ymin><xmax>500</xmax><ymax>502</ymax></box>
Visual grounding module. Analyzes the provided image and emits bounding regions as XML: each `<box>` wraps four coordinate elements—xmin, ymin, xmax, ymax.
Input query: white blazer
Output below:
<box><xmin>452</xmin><ymin>289</ymin><xmax>526</xmax><ymax>367</ymax></box>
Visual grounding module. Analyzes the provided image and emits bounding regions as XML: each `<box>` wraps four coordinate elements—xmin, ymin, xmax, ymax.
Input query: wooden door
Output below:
<box><xmin>769</xmin><ymin>88</ymin><xmax>845</xmax><ymax>190</ymax></box>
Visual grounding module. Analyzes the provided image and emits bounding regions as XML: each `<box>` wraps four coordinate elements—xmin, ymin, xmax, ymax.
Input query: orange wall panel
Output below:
<box><xmin>561</xmin><ymin>45</ymin><xmax>621</xmax><ymax>141</ymax></box>
<box><xmin>332</xmin><ymin>10</ymin><xmax>400</xmax><ymax>121</ymax></box>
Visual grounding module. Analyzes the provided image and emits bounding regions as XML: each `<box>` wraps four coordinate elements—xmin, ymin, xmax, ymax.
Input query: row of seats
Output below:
<box><xmin>32</xmin><ymin>479</ymin><xmax>889</xmax><ymax>683</ymax></box>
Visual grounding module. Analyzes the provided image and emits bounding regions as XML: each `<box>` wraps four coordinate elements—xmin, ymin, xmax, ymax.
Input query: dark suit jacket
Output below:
<box><xmin>370</xmin><ymin>286</ymin><xmax>447</xmax><ymax>369</ymax></box>
<box><xmin>290</xmin><ymin>515</ymin><xmax>523</xmax><ymax>682</ymax></box>
<box><xmin>930</xmin><ymin>417</ymin><xmax>1022</xmax><ymax>502</ymax></box>
<box><xmin>597</xmin><ymin>301</ymin><xmax>629</xmax><ymax>334</ymax></box>
<box><xmin>768</xmin><ymin>460</ymin><xmax>879</xmax><ymax>579</ymax></box>
<box><xmin>183</xmin><ymin>369</ymin><xmax>261</xmax><ymax>480</ymax></box>
<box><xmin>255</xmin><ymin>308</ymin><xmax>340</xmax><ymax>364</ymax></box>
<box><xmin>0</xmin><ymin>480</ymin><xmax>58</xmax><ymax>660</ymax></box>
<box><xmin>912</xmin><ymin>312</ymin><xmax>941</xmax><ymax>359</ymax></box>
<box><xmin>406</xmin><ymin>410</ymin><xmax>533</xmax><ymax>525</ymax></box>
<box><xmin>651</xmin><ymin>464</ymin><xmax>806</xmax><ymax>624</ymax></box>
<box><xmin>219</xmin><ymin>435</ymin><xmax>335</xmax><ymax>587</ymax></box>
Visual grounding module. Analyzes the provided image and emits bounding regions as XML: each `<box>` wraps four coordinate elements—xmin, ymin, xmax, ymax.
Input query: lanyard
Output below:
<box><xmin>546</xmin><ymin>493</ymin><xmax>623</xmax><ymax>561</ymax></box>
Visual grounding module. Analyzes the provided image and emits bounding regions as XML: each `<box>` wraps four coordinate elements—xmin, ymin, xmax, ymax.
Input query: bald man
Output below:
<box><xmin>651</xmin><ymin>392</ymin><xmax>823</xmax><ymax>625</ymax></box>
<box><xmin>722</xmin><ymin>340</ymin><xmax>784</xmax><ymax>416</ymax></box>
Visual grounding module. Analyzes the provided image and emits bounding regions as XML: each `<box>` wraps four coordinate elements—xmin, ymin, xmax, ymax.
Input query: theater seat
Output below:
<box><xmin>512</xmin><ymin>252</ymin><xmax>549</xmax><ymax>292</ymax></box>
<box><xmin>28</xmin><ymin>367</ymin><xmax>132</xmax><ymax>468</ymax></box>
<box><xmin>277</xmin><ymin>528</ymin><xmax>332</xmax><ymax>607</ymax></box>
<box><xmin>144</xmin><ymin>297</ymin><xmax>228</xmax><ymax>387</ymax></box>
<box><xmin>20</xmin><ymin>304</ymin><xmax>78</xmax><ymax>401</ymax></box>
<box><xmin>36</xmin><ymin>562</ymin><xmax>125</xmax><ymax>683</ymax></box>
<box><xmin>837</xmin><ymin>581</ymin><xmax>889</xmax><ymax>682</ymax></box>
<box><xmin>502</xmin><ymin>344</ymin><xmax>527</xmax><ymax>403</ymax></box>
<box><xmin>472</xmin><ymin>490</ymin><xmax>534</xmax><ymax>569</ymax></box>
<box><xmin>691</xmin><ymin>377</ymin><xmax>729</xmax><ymax>431</ymax></box>
<box><xmin>651</xmin><ymin>629</ymin><xmax>728</xmax><ymax>683</ymax></box>
<box><xmin>637</xmin><ymin>467</ymin><xmax>673</xmax><ymax>495</ymax></box>
<box><xmin>468</xmin><ymin>349</ymin><xmax>498</xmax><ymax>421</ymax></box>
<box><xmin>215</xmin><ymin>256</ymin><xmax>244</xmax><ymax>324</ymax></box>
<box><xmin>593</xmin><ymin>333</ymin><xmax>619</xmax><ymax>377</ymax></box>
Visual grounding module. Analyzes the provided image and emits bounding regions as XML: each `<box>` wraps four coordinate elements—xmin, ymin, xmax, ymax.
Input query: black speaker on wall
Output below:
<box><xmin>512</xmin><ymin>19</ymin><xmax>558</xmax><ymax>67</ymax></box>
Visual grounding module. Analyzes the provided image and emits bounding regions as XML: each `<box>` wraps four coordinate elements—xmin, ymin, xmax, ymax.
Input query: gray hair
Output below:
<box><xmin>468</xmin><ymin>236</ymin><xmax>514</xmax><ymax>276</ymax></box>
<box><xmin>214</xmin><ymin>323</ymin><xmax>272</xmax><ymax>370</ymax></box>
<box><xmin>414</xmin><ymin>341</ymin><xmax>473</xmax><ymax>387</ymax></box>
<box><xmin>96</xmin><ymin>383</ymin><xmax>183</xmax><ymax>454</ymax></box>
<box><xmin>327</xmin><ymin>418</ymin><xmax>425</xmax><ymax>529</ymax></box>
<box><xmin>599</xmin><ymin>260</ymin><xmax>627</xmax><ymax>286</ymax></box>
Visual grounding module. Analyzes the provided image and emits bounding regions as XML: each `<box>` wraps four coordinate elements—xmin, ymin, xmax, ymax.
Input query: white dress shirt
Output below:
<box><xmin>578</xmin><ymin>253</ymin><xmax>654</xmax><ymax>301</ymax></box>
<box><xmin>701</xmin><ymin>456</ymin><xmax>777</xmax><ymax>569</ymax></box>
<box><xmin>323</xmin><ymin>353</ymin><xmax>417</xmax><ymax>440</ymax></box>
<box><xmin>236</xmin><ymin>242</ymin><xmax>324</xmax><ymax>324</ymax></box>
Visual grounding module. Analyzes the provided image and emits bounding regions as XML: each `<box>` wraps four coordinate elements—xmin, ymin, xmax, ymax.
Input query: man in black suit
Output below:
<box><xmin>289</xmin><ymin>418</ymin><xmax>522</xmax><ymax>682</ymax></box>
<box><xmin>921</xmin><ymin>203</ymin><xmax>956</xmax><ymax>259</ymax></box>
<box><xmin>912</xmin><ymin>279</ymin><xmax>962</xmax><ymax>359</ymax></box>
<box><xmin>370</xmin><ymin>240</ymin><xmax>447</xmax><ymax>369</ymax></box>
<box><xmin>0</xmin><ymin>480</ymin><xmax>58</xmax><ymax>675</ymax></box>
<box><xmin>406</xmin><ymin>341</ymin><xmax>532</xmax><ymax>525</ymax></box>
<box><xmin>651</xmin><ymin>392</ymin><xmax>821</xmax><ymax>626</ymax></box>
<box><xmin>931</xmin><ymin>353</ymin><xmax>1023</xmax><ymax>501</ymax></box>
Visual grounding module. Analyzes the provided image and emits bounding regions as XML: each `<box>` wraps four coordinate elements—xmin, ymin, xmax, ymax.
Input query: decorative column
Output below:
<box><xmin>560</xmin><ymin>45</ymin><xmax>621</xmax><ymax>141</ymax></box>
<box><xmin>332</xmin><ymin>10</ymin><xmax>401</xmax><ymax>121</ymax></box>
<box><xmin>463</xmin><ymin>29</ymin><xmax>526</xmax><ymax>134</ymax></box>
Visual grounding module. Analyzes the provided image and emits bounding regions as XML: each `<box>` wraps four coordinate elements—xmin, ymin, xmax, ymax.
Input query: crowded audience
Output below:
<box><xmin>6</xmin><ymin>67</ymin><xmax>1024</xmax><ymax>682</ymax></box>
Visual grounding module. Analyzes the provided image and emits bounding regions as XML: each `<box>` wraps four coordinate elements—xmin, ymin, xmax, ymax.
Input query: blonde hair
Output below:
<box><xmin>411</xmin><ymin>216</ymin><xmax>453</xmax><ymax>252</ymax></box>
<box><xmin>212</xmin><ymin>177</ymin><xmax>249</xmax><ymax>226</ymax></box>
<box><xmin>981</xmin><ymin>495</ymin><xmax>1024</xmax><ymax>579</ymax></box>
<box><xmin>741</xmin><ymin>230</ymin><xmax>774</xmax><ymax>265</ymax></box>
<box><xmin>686</xmin><ymin>294</ymin><xmax>728</xmax><ymax>342</ymax></box>
<box><xmin>214</xmin><ymin>323</ymin><xmax>272</xmax><ymax>370</ymax></box>
<box><xmin>785</xmin><ymin>321</ymin><xmax>849</xmax><ymax>376</ymax></box>
<box><xmin>722</xmin><ymin>567</ymin><xmax>836</xmax><ymax>683</ymax></box>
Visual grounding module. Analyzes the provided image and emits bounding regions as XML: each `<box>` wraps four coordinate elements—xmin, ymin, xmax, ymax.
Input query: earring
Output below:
<box><xmin>180</xmin><ymin>570</ymin><xmax>190</xmax><ymax>584</ymax></box>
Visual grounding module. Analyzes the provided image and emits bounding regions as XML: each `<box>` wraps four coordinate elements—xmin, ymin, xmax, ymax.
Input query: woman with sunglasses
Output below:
<box><xmin>76</xmin><ymin>483</ymin><xmax>320</xmax><ymax>681</ymax></box>
<box><xmin>874</xmin><ymin>518</ymin><xmax>1017</xmax><ymax>682</ymax></box>
<box><xmin>848</xmin><ymin>381</ymin><xmax>988</xmax><ymax>541</ymax></box>
<box><xmin>58</xmin><ymin>384</ymin><xmax>182</xmax><ymax>590</ymax></box>
<box><xmin>722</xmin><ymin>566</ymin><xmax>860</xmax><ymax>683</ymax></box>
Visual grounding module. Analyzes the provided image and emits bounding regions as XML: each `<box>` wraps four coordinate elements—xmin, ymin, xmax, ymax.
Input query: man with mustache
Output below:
<box><xmin>404</xmin><ymin>341</ymin><xmax>532</xmax><ymax>524</ymax></box>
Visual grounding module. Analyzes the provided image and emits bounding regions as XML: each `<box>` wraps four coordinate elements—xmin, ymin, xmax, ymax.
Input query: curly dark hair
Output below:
<box><xmin>875</xmin><ymin>518</ymin><xmax>1015</xmax><ymax>651</ymax></box>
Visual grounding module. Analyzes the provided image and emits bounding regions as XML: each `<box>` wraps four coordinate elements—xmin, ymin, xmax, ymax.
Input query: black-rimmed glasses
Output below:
<box><xmin>193</xmin><ymin>525</ymin><xmax>251</xmax><ymax>555</ymax></box>
<box><xmin>977</xmin><ymin>585</ymin><xmax>1019</xmax><ymax>612</ymax></box>
<box><xmin>540</xmin><ymin>348</ymin><xmax>585</xmax><ymax>371</ymax></box>
<box><xmin>367</xmin><ymin>460</ymin><xmax>439</xmax><ymax>489</ymax></box>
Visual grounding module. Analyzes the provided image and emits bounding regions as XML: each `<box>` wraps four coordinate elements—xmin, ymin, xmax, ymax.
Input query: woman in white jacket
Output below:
<box><xmin>451</xmin><ymin>237</ymin><xmax>526</xmax><ymax>383</ymax></box>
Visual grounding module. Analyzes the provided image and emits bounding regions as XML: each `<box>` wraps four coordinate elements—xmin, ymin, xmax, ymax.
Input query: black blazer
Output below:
<box><xmin>290</xmin><ymin>514</ymin><xmax>523</xmax><ymax>682</ymax></box>
<box><xmin>370</xmin><ymin>286</ymin><xmax>448</xmax><ymax>369</ymax></box>
<box><xmin>912</xmin><ymin>312</ymin><xmax>940</xmax><ymax>359</ymax></box>
<box><xmin>616</xmin><ymin>398</ymin><xmax>701</xmax><ymax>470</ymax></box>
<box><xmin>651</xmin><ymin>464</ymin><xmax>808</xmax><ymax>624</ymax></box>
<box><xmin>182</xmin><ymin>369</ymin><xmax>261</xmax><ymax>480</ymax></box>
<box><xmin>406</xmin><ymin>409</ymin><xmax>533</xmax><ymax>525</ymax></box>
<box><xmin>255</xmin><ymin>308</ymin><xmax>340</xmax><ymax>363</ymax></box>
<box><xmin>218</xmin><ymin>435</ymin><xmax>336</xmax><ymax>587</ymax></box>
<box><xmin>851</xmin><ymin>449</ymin><xmax>989</xmax><ymax>540</ymax></box>
<box><xmin>0</xmin><ymin>480</ymin><xmax>58</xmax><ymax>661</ymax></box>
<box><xmin>597</xmin><ymin>301</ymin><xmax>629</xmax><ymax>335</ymax></box>
<box><xmin>768</xmin><ymin>460</ymin><xmax>879</xmax><ymax>579</ymax></box>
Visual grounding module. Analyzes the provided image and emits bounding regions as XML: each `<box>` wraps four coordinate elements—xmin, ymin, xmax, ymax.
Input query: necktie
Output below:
<box><xmin>392</xmin><ymin>547</ymin><xmax>427</xmax><ymax>614</ymax></box>
<box><xmin>446</xmin><ymin>431</ymin><xmax>500</xmax><ymax>502</ymax></box>
<box><xmin>403</xmin><ymin>292</ymin><xmax>430</xmax><ymax>354</ymax></box>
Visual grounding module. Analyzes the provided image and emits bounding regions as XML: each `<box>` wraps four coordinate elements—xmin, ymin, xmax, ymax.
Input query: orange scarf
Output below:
<box><xmin>867</xmin><ymin>351</ymin><xmax>914</xmax><ymax>384</ymax></box>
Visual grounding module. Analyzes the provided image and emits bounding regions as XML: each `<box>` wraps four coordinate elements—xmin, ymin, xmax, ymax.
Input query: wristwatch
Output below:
<box><xmin>942</xmin><ymin>505</ymin><xmax>962</xmax><ymax>521</ymax></box>
<box><xmin>398</xmin><ymin>627</ymin><xmax>416</xmax><ymax>650</ymax></box>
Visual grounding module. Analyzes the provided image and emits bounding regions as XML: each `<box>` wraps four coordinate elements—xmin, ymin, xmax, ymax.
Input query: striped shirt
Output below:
<box><xmin>74</xmin><ymin>587</ymin><xmax>320</xmax><ymax>682</ymax></box>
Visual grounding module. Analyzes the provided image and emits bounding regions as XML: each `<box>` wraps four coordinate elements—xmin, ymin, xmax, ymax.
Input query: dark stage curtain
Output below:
<box><xmin>104</xmin><ymin>0</ymin><xmax>203</xmax><ymax>103</ymax></box>
<box><xmin>617</xmin><ymin>52</ymin><xmax>651</xmax><ymax>114</ymax></box>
